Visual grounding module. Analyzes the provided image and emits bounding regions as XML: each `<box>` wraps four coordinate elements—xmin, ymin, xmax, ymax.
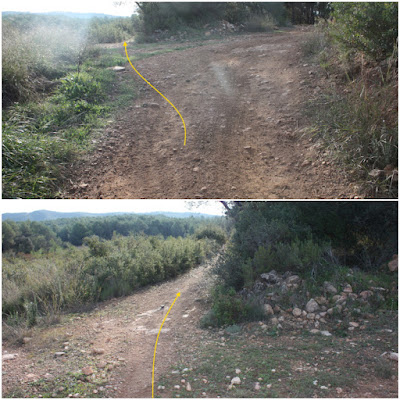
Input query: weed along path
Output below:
<box><xmin>2</xmin><ymin>260</ymin><xmax>398</xmax><ymax>398</ymax></box>
<box><xmin>66</xmin><ymin>28</ymin><xmax>356</xmax><ymax>199</ymax></box>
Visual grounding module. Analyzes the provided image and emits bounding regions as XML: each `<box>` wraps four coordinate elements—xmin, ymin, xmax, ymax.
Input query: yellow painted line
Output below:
<box><xmin>152</xmin><ymin>292</ymin><xmax>181</xmax><ymax>398</ymax></box>
<box><xmin>123</xmin><ymin>42</ymin><xmax>187</xmax><ymax>146</ymax></box>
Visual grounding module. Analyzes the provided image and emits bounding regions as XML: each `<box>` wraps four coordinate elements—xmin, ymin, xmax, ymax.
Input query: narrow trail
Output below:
<box><xmin>67</xmin><ymin>28</ymin><xmax>356</xmax><ymax>199</ymax></box>
<box><xmin>2</xmin><ymin>261</ymin><xmax>215</xmax><ymax>398</ymax></box>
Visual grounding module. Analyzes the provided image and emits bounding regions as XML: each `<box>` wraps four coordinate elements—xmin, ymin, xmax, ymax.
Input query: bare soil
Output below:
<box><xmin>66</xmin><ymin>28</ymin><xmax>357</xmax><ymax>199</ymax></box>
<box><xmin>2</xmin><ymin>261</ymin><xmax>398</xmax><ymax>398</ymax></box>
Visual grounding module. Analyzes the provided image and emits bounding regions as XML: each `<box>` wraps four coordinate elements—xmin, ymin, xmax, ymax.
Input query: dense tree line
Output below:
<box><xmin>2</xmin><ymin>214</ymin><xmax>224</xmax><ymax>253</ymax></box>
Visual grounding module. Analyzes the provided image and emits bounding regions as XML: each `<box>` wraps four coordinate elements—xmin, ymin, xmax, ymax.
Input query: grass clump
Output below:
<box><xmin>303</xmin><ymin>4</ymin><xmax>398</xmax><ymax>197</ymax></box>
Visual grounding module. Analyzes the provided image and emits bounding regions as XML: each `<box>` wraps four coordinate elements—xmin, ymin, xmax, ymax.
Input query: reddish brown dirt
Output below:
<box><xmin>66</xmin><ymin>28</ymin><xmax>356</xmax><ymax>199</ymax></box>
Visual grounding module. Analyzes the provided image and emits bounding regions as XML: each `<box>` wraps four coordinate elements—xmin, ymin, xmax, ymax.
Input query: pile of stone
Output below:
<box><xmin>240</xmin><ymin>270</ymin><xmax>390</xmax><ymax>335</ymax></box>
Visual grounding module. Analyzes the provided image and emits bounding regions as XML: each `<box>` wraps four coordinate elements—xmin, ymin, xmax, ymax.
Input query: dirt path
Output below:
<box><xmin>2</xmin><ymin>261</ymin><xmax>216</xmax><ymax>398</ymax></box>
<box><xmin>67</xmin><ymin>28</ymin><xmax>356</xmax><ymax>199</ymax></box>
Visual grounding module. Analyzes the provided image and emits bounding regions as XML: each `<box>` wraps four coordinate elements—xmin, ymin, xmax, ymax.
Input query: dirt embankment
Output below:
<box><xmin>66</xmin><ymin>28</ymin><xmax>356</xmax><ymax>199</ymax></box>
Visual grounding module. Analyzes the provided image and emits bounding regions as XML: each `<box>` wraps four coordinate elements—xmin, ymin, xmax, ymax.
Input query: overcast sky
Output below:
<box><xmin>1</xmin><ymin>0</ymin><xmax>135</xmax><ymax>16</ymax></box>
<box><xmin>2</xmin><ymin>200</ymin><xmax>226</xmax><ymax>215</ymax></box>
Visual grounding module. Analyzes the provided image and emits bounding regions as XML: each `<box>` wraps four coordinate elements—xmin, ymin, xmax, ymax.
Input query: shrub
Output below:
<box><xmin>331</xmin><ymin>2</ymin><xmax>398</xmax><ymax>61</ymax></box>
<box><xmin>195</xmin><ymin>225</ymin><xmax>227</xmax><ymax>246</ymax></box>
<box><xmin>244</xmin><ymin>14</ymin><xmax>276</xmax><ymax>32</ymax></box>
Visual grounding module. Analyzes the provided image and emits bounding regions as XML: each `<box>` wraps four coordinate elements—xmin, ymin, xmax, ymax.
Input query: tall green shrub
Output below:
<box><xmin>331</xmin><ymin>2</ymin><xmax>398</xmax><ymax>60</ymax></box>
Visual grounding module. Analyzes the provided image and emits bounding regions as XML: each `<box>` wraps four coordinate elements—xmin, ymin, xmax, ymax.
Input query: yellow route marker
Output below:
<box><xmin>123</xmin><ymin>42</ymin><xmax>187</xmax><ymax>146</ymax></box>
<box><xmin>152</xmin><ymin>292</ymin><xmax>181</xmax><ymax>398</ymax></box>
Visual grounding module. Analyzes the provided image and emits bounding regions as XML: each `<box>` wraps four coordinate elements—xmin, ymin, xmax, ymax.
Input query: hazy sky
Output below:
<box><xmin>2</xmin><ymin>200</ymin><xmax>226</xmax><ymax>215</ymax></box>
<box><xmin>1</xmin><ymin>0</ymin><xmax>135</xmax><ymax>16</ymax></box>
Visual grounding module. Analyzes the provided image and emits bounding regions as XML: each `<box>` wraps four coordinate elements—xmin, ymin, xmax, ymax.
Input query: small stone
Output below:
<box><xmin>200</xmin><ymin>186</ymin><xmax>207</xmax><ymax>192</ymax></box>
<box><xmin>292</xmin><ymin>307</ymin><xmax>302</xmax><ymax>317</ymax></box>
<box><xmin>181</xmin><ymin>379</ymin><xmax>186</xmax><ymax>384</ymax></box>
<box><xmin>305</xmin><ymin>299</ymin><xmax>319</xmax><ymax>313</ymax></box>
<box><xmin>336</xmin><ymin>387</ymin><xmax>343</xmax><ymax>394</ymax></box>
<box><xmin>174</xmin><ymin>385</ymin><xmax>181</xmax><ymax>390</ymax></box>
<box><xmin>82</xmin><ymin>366</ymin><xmax>94</xmax><ymax>376</ymax></box>
<box><xmin>231</xmin><ymin>377</ymin><xmax>241</xmax><ymax>385</ymax></box>
<box><xmin>320</xmin><ymin>330</ymin><xmax>332</xmax><ymax>336</ymax></box>
<box><xmin>267</xmin><ymin>384</ymin><xmax>272</xmax><ymax>388</ymax></box>
<box><xmin>389</xmin><ymin>352</ymin><xmax>398</xmax><ymax>361</ymax></box>
<box><xmin>235</xmin><ymin>368</ymin><xmax>241</xmax><ymax>374</ymax></box>
<box><xmin>369</xmin><ymin>169</ymin><xmax>385</xmax><ymax>178</ymax></box>
<box><xmin>23</xmin><ymin>337</ymin><xmax>32</xmax><ymax>344</ymax></box>
<box><xmin>310</xmin><ymin>329</ymin><xmax>320</xmax><ymax>334</ymax></box>
<box><xmin>320</xmin><ymin>385</ymin><xmax>328</xmax><ymax>390</ymax></box>
<box><xmin>343</xmin><ymin>284</ymin><xmax>353</xmax><ymax>293</ymax></box>
<box><xmin>324</xmin><ymin>281</ymin><xmax>338</xmax><ymax>295</ymax></box>
<box><xmin>244</xmin><ymin>146</ymin><xmax>252</xmax><ymax>150</ymax></box>
<box><xmin>26</xmin><ymin>373</ymin><xmax>39</xmax><ymax>381</ymax></box>
<box><xmin>270</xmin><ymin>317</ymin><xmax>279</xmax><ymax>325</ymax></box>
<box><xmin>54</xmin><ymin>352</ymin><xmax>66</xmax><ymax>357</ymax></box>
<box><xmin>254</xmin><ymin>382</ymin><xmax>261</xmax><ymax>390</ymax></box>
<box><xmin>93</xmin><ymin>390</ymin><xmax>98</xmax><ymax>394</ymax></box>
<box><xmin>264</xmin><ymin>304</ymin><xmax>274</xmax><ymax>315</ymax></box>
<box><xmin>186</xmin><ymin>382</ymin><xmax>192</xmax><ymax>391</ymax></box>
<box><xmin>98</xmin><ymin>361</ymin><xmax>107</xmax><ymax>369</ymax></box>
<box><xmin>92</xmin><ymin>348</ymin><xmax>105</xmax><ymax>355</ymax></box>
<box><xmin>3</xmin><ymin>354</ymin><xmax>17</xmax><ymax>360</ymax></box>
<box><xmin>349</xmin><ymin>322</ymin><xmax>359</xmax><ymax>328</ymax></box>
<box><xmin>360</xmin><ymin>290</ymin><xmax>373</xmax><ymax>299</ymax></box>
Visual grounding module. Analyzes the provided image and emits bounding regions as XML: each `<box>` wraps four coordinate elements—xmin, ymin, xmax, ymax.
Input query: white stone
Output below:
<box><xmin>389</xmin><ymin>352</ymin><xmax>398</xmax><ymax>361</ymax></box>
<box><xmin>254</xmin><ymin>382</ymin><xmax>261</xmax><ymax>390</ymax></box>
<box><xmin>3</xmin><ymin>354</ymin><xmax>17</xmax><ymax>360</ymax></box>
<box><xmin>231</xmin><ymin>377</ymin><xmax>241</xmax><ymax>385</ymax></box>
<box><xmin>320</xmin><ymin>330</ymin><xmax>332</xmax><ymax>336</ymax></box>
<box><xmin>235</xmin><ymin>369</ymin><xmax>241</xmax><ymax>374</ymax></box>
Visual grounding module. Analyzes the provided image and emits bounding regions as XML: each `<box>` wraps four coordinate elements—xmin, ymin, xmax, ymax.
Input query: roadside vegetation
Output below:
<box><xmin>303</xmin><ymin>2</ymin><xmax>398</xmax><ymax>197</ymax></box>
<box><xmin>2</xmin><ymin>214</ymin><xmax>226</xmax><ymax>342</ymax></box>
<box><xmin>204</xmin><ymin>202</ymin><xmax>397</xmax><ymax>327</ymax></box>
<box><xmin>2</xmin><ymin>13</ymin><xmax>138</xmax><ymax>198</ymax></box>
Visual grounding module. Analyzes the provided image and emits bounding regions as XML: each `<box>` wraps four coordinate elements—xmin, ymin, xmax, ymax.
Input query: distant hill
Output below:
<box><xmin>2</xmin><ymin>11</ymin><xmax>121</xmax><ymax>19</ymax></box>
<box><xmin>2</xmin><ymin>210</ymin><xmax>220</xmax><ymax>222</ymax></box>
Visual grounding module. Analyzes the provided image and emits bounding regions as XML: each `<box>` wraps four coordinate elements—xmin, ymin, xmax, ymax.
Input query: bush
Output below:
<box><xmin>195</xmin><ymin>225</ymin><xmax>227</xmax><ymax>246</ymax></box>
<box><xmin>244</xmin><ymin>14</ymin><xmax>276</xmax><ymax>32</ymax></box>
<box><xmin>2</xmin><ymin>233</ymin><xmax>209</xmax><ymax>333</ymax></box>
<box><xmin>331</xmin><ymin>3</ymin><xmax>398</xmax><ymax>61</ymax></box>
<box><xmin>88</xmin><ymin>17</ymin><xmax>135</xmax><ymax>44</ymax></box>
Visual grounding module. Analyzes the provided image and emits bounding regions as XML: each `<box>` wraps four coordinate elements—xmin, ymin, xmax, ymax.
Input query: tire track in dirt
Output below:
<box><xmin>67</xmin><ymin>28</ymin><xmax>356</xmax><ymax>199</ymax></box>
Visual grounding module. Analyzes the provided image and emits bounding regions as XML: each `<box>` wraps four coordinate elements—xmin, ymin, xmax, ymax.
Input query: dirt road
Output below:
<box><xmin>67</xmin><ymin>28</ymin><xmax>356</xmax><ymax>199</ymax></box>
<box><xmin>2</xmin><ymin>262</ymin><xmax>216</xmax><ymax>398</ymax></box>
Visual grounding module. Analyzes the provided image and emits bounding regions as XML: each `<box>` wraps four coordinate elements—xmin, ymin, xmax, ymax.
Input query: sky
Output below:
<box><xmin>1</xmin><ymin>200</ymin><xmax>226</xmax><ymax>216</ymax></box>
<box><xmin>1</xmin><ymin>0</ymin><xmax>135</xmax><ymax>16</ymax></box>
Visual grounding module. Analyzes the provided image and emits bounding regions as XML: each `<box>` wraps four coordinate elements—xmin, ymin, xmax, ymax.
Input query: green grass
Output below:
<box><xmin>2</xmin><ymin>45</ymin><xmax>137</xmax><ymax>199</ymax></box>
<box><xmin>155</xmin><ymin>331</ymin><xmax>361</xmax><ymax>398</ymax></box>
